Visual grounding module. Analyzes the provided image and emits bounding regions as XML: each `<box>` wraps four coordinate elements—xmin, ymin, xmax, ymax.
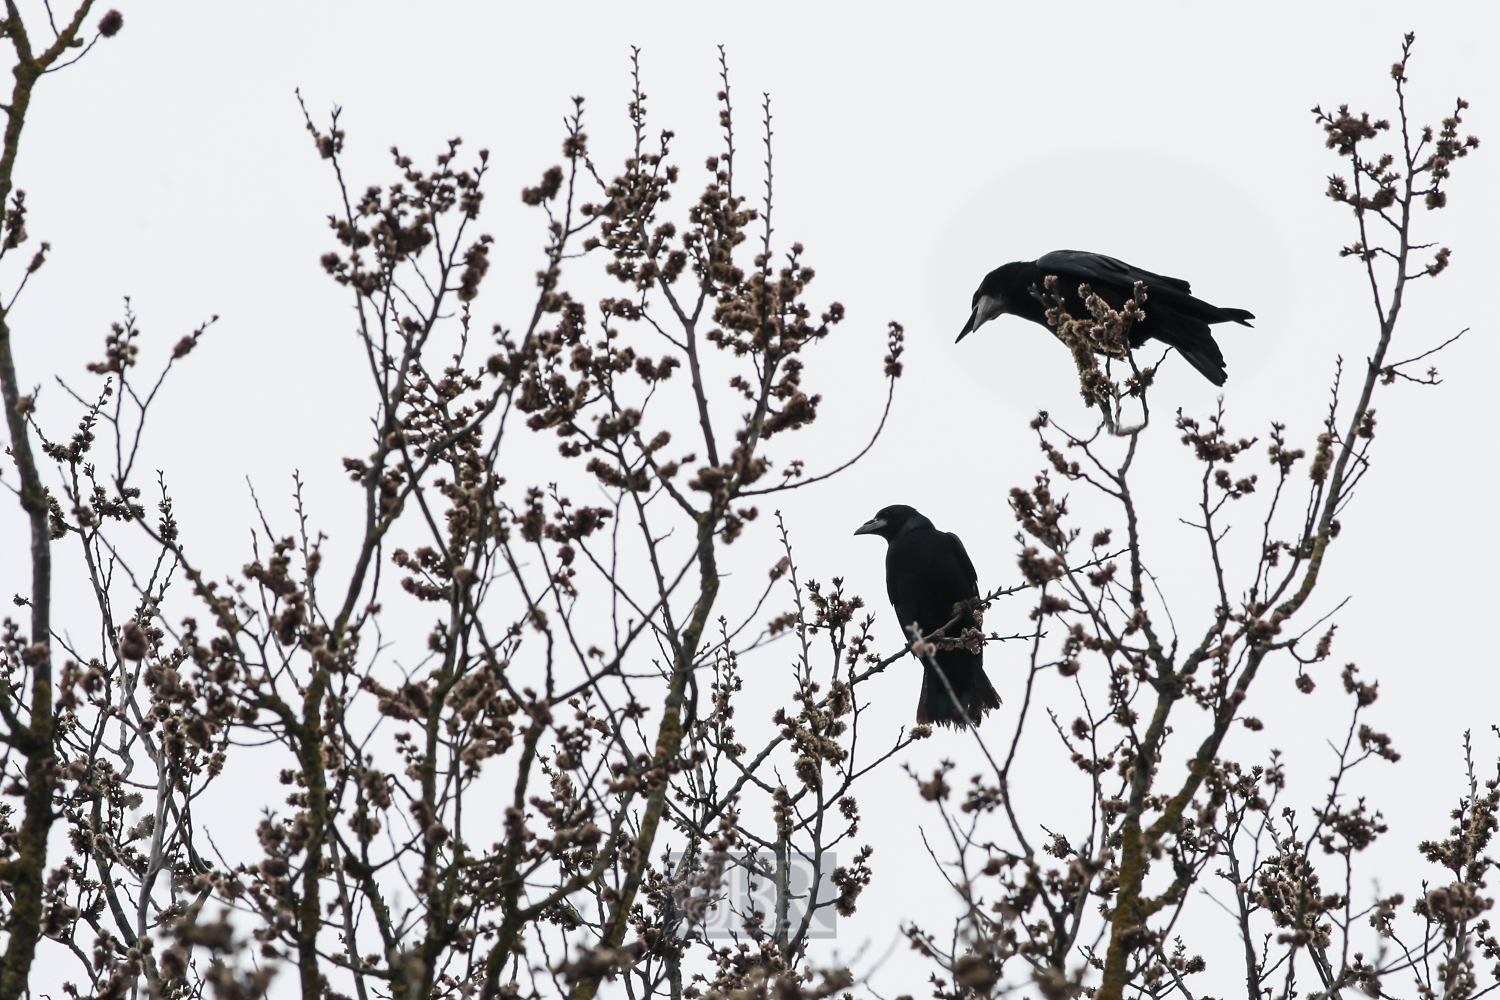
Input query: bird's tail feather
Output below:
<box><xmin>918</xmin><ymin>656</ymin><xmax>1001</xmax><ymax>728</ymax></box>
<box><xmin>1216</xmin><ymin>306</ymin><xmax>1255</xmax><ymax>327</ymax></box>
<box><xmin>1160</xmin><ymin>290</ymin><xmax>1255</xmax><ymax>329</ymax></box>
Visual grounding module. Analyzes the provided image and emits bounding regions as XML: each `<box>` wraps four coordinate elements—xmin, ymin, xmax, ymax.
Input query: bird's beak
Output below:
<box><xmin>853</xmin><ymin>517</ymin><xmax>887</xmax><ymax>537</ymax></box>
<box><xmin>956</xmin><ymin>293</ymin><xmax>1004</xmax><ymax>343</ymax></box>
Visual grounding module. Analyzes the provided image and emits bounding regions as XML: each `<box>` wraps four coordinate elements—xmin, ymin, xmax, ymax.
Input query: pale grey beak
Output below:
<box><xmin>956</xmin><ymin>293</ymin><xmax>1005</xmax><ymax>342</ymax></box>
<box><xmin>853</xmin><ymin>517</ymin><xmax>887</xmax><ymax>537</ymax></box>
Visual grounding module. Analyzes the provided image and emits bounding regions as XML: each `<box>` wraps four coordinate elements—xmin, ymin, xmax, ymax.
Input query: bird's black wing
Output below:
<box><xmin>1035</xmin><ymin>250</ymin><xmax>1193</xmax><ymax>295</ymax></box>
<box><xmin>944</xmin><ymin>532</ymin><xmax>980</xmax><ymax>599</ymax></box>
<box><xmin>918</xmin><ymin>531</ymin><xmax>998</xmax><ymax>727</ymax></box>
<box><xmin>885</xmin><ymin>547</ymin><xmax>917</xmax><ymax>642</ymax></box>
<box><xmin>1038</xmin><ymin>250</ymin><xmax>1246</xmax><ymax>385</ymax></box>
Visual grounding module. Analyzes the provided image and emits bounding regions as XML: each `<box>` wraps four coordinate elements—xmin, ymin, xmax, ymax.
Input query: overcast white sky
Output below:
<box><xmin>8</xmin><ymin>2</ymin><xmax>1500</xmax><ymax>995</ymax></box>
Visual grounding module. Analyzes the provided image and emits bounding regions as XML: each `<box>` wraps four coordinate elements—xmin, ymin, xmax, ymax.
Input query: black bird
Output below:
<box><xmin>957</xmin><ymin>250</ymin><xmax>1255</xmax><ymax>386</ymax></box>
<box><xmin>854</xmin><ymin>505</ymin><xmax>1000</xmax><ymax>727</ymax></box>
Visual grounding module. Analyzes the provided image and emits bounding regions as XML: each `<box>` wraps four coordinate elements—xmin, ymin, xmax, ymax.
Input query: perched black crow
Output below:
<box><xmin>854</xmin><ymin>505</ymin><xmax>1000</xmax><ymax>727</ymax></box>
<box><xmin>957</xmin><ymin>250</ymin><xmax>1255</xmax><ymax>386</ymax></box>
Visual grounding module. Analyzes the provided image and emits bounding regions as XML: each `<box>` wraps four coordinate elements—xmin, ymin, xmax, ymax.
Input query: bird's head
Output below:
<box><xmin>956</xmin><ymin>262</ymin><xmax>1026</xmax><ymax>342</ymax></box>
<box><xmin>853</xmin><ymin>504</ymin><xmax>922</xmax><ymax>541</ymax></box>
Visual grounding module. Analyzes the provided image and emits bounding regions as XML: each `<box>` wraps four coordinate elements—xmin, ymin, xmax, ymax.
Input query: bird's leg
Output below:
<box><xmin>1099</xmin><ymin>357</ymin><xmax>1119</xmax><ymax>434</ymax></box>
<box><xmin>1112</xmin><ymin>350</ymin><xmax>1157</xmax><ymax>436</ymax></box>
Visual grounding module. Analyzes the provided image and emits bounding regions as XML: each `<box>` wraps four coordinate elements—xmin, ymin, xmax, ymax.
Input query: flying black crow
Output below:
<box><xmin>854</xmin><ymin>505</ymin><xmax>1000</xmax><ymax>727</ymax></box>
<box><xmin>957</xmin><ymin>250</ymin><xmax>1255</xmax><ymax>386</ymax></box>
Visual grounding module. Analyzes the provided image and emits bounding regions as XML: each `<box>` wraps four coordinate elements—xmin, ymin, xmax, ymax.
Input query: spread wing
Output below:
<box><xmin>1035</xmin><ymin>250</ymin><xmax>1193</xmax><ymax>296</ymax></box>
